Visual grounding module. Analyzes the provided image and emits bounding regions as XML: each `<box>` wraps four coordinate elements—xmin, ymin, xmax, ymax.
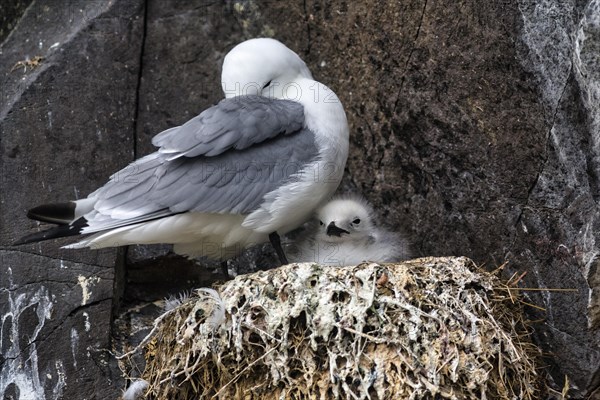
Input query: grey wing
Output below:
<box><xmin>156</xmin><ymin>130</ymin><xmax>318</xmax><ymax>214</ymax></box>
<box><xmin>152</xmin><ymin>95</ymin><xmax>305</xmax><ymax>160</ymax></box>
<box><xmin>83</xmin><ymin>97</ymin><xmax>317</xmax><ymax>233</ymax></box>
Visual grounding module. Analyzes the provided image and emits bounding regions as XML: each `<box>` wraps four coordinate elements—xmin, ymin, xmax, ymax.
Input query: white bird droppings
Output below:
<box><xmin>77</xmin><ymin>275</ymin><xmax>100</xmax><ymax>306</ymax></box>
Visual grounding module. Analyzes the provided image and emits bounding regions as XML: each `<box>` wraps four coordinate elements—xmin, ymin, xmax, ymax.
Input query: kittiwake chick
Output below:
<box><xmin>289</xmin><ymin>196</ymin><xmax>412</xmax><ymax>266</ymax></box>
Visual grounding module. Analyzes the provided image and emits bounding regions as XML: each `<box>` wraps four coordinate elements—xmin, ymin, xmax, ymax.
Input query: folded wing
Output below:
<box><xmin>152</xmin><ymin>95</ymin><xmax>305</xmax><ymax>159</ymax></box>
<box><xmin>83</xmin><ymin>95</ymin><xmax>319</xmax><ymax>233</ymax></box>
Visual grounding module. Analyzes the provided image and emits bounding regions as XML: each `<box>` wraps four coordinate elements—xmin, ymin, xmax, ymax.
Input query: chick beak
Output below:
<box><xmin>326</xmin><ymin>222</ymin><xmax>350</xmax><ymax>237</ymax></box>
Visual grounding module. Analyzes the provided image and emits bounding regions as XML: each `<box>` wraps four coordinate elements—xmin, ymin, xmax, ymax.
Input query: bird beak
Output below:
<box><xmin>326</xmin><ymin>222</ymin><xmax>349</xmax><ymax>237</ymax></box>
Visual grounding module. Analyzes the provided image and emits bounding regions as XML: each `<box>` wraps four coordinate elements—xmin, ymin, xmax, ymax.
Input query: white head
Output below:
<box><xmin>221</xmin><ymin>38</ymin><xmax>313</xmax><ymax>99</ymax></box>
<box><xmin>315</xmin><ymin>197</ymin><xmax>375</xmax><ymax>244</ymax></box>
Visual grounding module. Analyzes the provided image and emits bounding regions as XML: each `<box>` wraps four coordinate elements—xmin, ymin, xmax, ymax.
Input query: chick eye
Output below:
<box><xmin>352</xmin><ymin>218</ymin><xmax>361</xmax><ymax>224</ymax></box>
<box><xmin>319</xmin><ymin>220</ymin><xmax>324</xmax><ymax>226</ymax></box>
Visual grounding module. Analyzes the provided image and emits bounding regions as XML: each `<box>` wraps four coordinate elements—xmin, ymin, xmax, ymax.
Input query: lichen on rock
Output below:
<box><xmin>122</xmin><ymin>257</ymin><xmax>542</xmax><ymax>399</ymax></box>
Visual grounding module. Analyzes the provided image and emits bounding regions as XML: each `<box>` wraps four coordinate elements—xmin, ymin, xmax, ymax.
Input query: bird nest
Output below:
<box><xmin>120</xmin><ymin>257</ymin><xmax>543</xmax><ymax>399</ymax></box>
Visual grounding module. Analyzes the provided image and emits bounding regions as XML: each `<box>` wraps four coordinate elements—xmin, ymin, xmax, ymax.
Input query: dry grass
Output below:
<box><xmin>121</xmin><ymin>257</ymin><xmax>544</xmax><ymax>399</ymax></box>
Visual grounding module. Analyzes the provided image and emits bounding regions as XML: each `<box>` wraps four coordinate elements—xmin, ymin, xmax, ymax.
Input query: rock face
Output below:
<box><xmin>1</xmin><ymin>0</ymin><xmax>600</xmax><ymax>398</ymax></box>
<box><xmin>1</xmin><ymin>1</ymin><xmax>144</xmax><ymax>398</ymax></box>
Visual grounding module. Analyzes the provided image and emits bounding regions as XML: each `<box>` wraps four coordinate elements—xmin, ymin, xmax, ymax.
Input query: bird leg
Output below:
<box><xmin>220</xmin><ymin>261</ymin><xmax>229</xmax><ymax>279</ymax></box>
<box><xmin>269</xmin><ymin>231</ymin><xmax>288</xmax><ymax>265</ymax></box>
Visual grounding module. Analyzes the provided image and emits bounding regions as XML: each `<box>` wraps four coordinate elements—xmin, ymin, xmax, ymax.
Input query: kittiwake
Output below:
<box><xmin>289</xmin><ymin>196</ymin><xmax>412</xmax><ymax>266</ymax></box>
<box><xmin>15</xmin><ymin>38</ymin><xmax>350</xmax><ymax>264</ymax></box>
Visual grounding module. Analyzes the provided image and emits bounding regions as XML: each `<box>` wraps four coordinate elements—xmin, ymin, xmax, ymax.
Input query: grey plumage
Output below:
<box><xmin>15</xmin><ymin>38</ymin><xmax>350</xmax><ymax>262</ymax></box>
<box><xmin>80</xmin><ymin>96</ymin><xmax>318</xmax><ymax>234</ymax></box>
<box><xmin>153</xmin><ymin>96</ymin><xmax>306</xmax><ymax>159</ymax></box>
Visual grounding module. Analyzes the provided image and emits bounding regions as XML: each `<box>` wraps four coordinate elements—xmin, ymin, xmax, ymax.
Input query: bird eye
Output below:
<box><xmin>319</xmin><ymin>220</ymin><xmax>324</xmax><ymax>226</ymax></box>
<box><xmin>263</xmin><ymin>80</ymin><xmax>272</xmax><ymax>89</ymax></box>
<box><xmin>352</xmin><ymin>218</ymin><xmax>361</xmax><ymax>224</ymax></box>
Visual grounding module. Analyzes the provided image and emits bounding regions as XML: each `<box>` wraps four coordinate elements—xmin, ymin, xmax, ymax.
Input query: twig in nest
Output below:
<box><xmin>117</xmin><ymin>307</ymin><xmax>180</xmax><ymax>360</ymax></box>
<box><xmin>211</xmin><ymin>346</ymin><xmax>279</xmax><ymax>399</ymax></box>
<box><xmin>11</xmin><ymin>56</ymin><xmax>44</xmax><ymax>73</ymax></box>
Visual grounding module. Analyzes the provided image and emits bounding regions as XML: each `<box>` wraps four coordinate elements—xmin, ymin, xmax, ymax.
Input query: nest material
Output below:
<box><xmin>130</xmin><ymin>257</ymin><xmax>543</xmax><ymax>399</ymax></box>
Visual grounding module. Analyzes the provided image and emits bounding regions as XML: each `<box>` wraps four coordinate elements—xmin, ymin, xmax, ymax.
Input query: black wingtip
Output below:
<box><xmin>27</xmin><ymin>202</ymin><xmax>76</xmax><ymax>225</ymax></box>
<box><xmin>13</xmin><ymin>217</ymin><xmax>88</xmax><ymax>246</ymax></box>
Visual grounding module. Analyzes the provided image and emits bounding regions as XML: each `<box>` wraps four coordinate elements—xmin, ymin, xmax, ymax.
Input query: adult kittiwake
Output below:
<box><xmin>15</xmin><ymin>38</ymin><xmax>350</xmax><ymax>264</ymax></box>
<box><xmin>289</xmin><ymin>196</ymin><xmax>412</xmax><ymax>266</ymax></box>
